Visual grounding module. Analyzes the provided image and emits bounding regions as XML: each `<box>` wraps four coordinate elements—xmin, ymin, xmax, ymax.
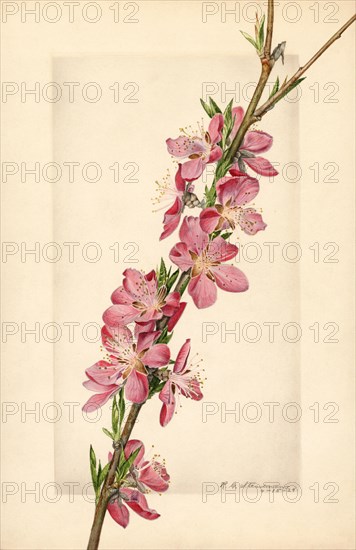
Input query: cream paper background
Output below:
<box><xmin>1</xmin><ymin>1</ymin><xmax>355</xmax><ymax>549</ymax></box>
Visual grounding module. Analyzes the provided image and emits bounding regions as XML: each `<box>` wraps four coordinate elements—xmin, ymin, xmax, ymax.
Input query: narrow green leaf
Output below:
<box><xmin>275</xmin><ymin>77</ymin><xmax>306</xmax><ymax>103</ymax></box>
<box><xmin>111</xmin><ymin>395</ymin><xmax>119</xmax><ymax>435</ymax></box>
<box><xmin>200</xmin><ymin>98</ymin><xmax>213</xmax><ymax>117</ymax></box>
<box><xmin>224</xmin><ymin>98</ymin><xmax>234</xmax><ymax>117</ymax></box>
<box><xmin>178</xmin><ymin>273</ymin><xmax>190</xmax><ymax>296</ymax></box>
<box><xmin>269</xmin><ymin>76</ymin><xmax>280</xmax><ymax>98</ymax></box>
<box><xmin>258</xmin><ymin>15</ymin><xmax>265</xmax><ymax>51</ymax></box>
<box><xmin>117</xmin><ymin>446</ymin><xmax>142</xmax><ymax>481</ymax></box>
<box><xmin>98</xmin><ymin>463</ymin><xmax>110</xmax><ymax>487</ymax></box>
<box><xmin>166</xmin><ymin>269</ymin><xmax>179</xmax><ymax>292</ymax></box>
<box><xmin>158</xmin><ymin>258</ymin><xmax>167</xmax><ymax>286</ymax></box>
<box><xmin>102</xmin><ymin>427</ymin><xmax>114</xmax><ymax>440</ymax></box>
<box><xmin>209</xmin><ymin>97</ymin><xmax>222</xmax><ymax>114</ymax></box>
<box><xmin>118</xmin><ymin>388</ymin><xmax>125</xmax><ymax>431</ymax></box>
<box><xmin>240</xmin><ymin>31</ymin><xmax>258</xmax><ymax>50</ymax></box>
<box><xmin>221</xmin><ymin>232</ymin><xmax>233</xmax><ymax>240</ymax></box>
<box><xmin>90</xmin><ymin>445</ymin><xmax>97</xmax><ymax>489</ymax></box>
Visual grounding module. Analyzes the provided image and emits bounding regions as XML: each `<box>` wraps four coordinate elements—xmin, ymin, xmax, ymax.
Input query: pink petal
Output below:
<box><xmin>207</xmin><ymin>237</ymin><xmax>238</xmax><ymax>262</ymax></box>
<box><xmin>167</xmin><ymin>301</ymin><xmax>187</xmax><ymax>332</ymax></box>
<box><xmin>107</xmin><ymin>500</ymin><xmax>130</xmax><ymax>528</ymax></box>
<box><xmin>139</xmin><ymin>463</ymin><xmax>170</xmax><ymax>492</ymax></box>
<box><xmin>169</xmin><ymin>242</ymin><xmax>194</xmax><ymax>272</ymax></box>
<box><xmin>125</xmin><ymin>370</ymin><xmax>149</xmax><ymax>403</ymax></box>
<box><xmin>244</xmin><ymin>156</ymin><xmax>278</xmax><ymax>177</ymax></box>
<box><xmin>137</xmin><ymin>330</ymin><xmax>161</xmax><ymax>354</ymax></box>
<box><xmin>85</xmin><ymin>361</ymin><xmax>120</xmax><ymax>386</ymax></box>
<box><xmin>175</xmin><ymin>163</ymin><xmax>186</xmax><ymax>193</ymax></box>
<box><xmin>188</xmin><ymin>273</ymin><xmax>217</xmax><ymax>309</ymax></box>
<box><xmin>211</xmin><ymin>264</ymin><xmax>249</xmax><ymax>292</ymax></box>
<box><xmin>159</xmin><ymin>401</ymin><xmax>176</xmax><ymax>427</ymax></box>
<box><xmin>160</xmin><ymin>198</ymin><xmax>182</xmax><ymax>240</ymax></box>
<box><xmin>124</xmin><ymin>439</ymin><xmax>145</xmax><ymax>465</ymax></box>
<box><xmin>181</xmin><ymin>157</ymin><xmax>204</xmax><ymax>182</ymax></box>
<box><xmin>166</xmin><ymin>136</ymin><xmax>205</xmax><ymax>158</ymax></box>
<box><xmin>134</xmin><ymin>320</ymin><xmax>156</xmax><ymax>337</ymax></box>
<box><xmin>228</xmin><ymin>164</ymin><xmax>246</xmax><ymax>177</ymax></box>
<box><xmin>82</xmin><ymin>386</ymin><xmax>118</xmax><ymax>412</ymax></box>
<box><xmin>238</xmin><ymin>208</ymin><xmax>267</xmax><ymax>235</ymax></box>
<box><xmin>229</xmin><ymin>106</ymin><xmax>245</xmax><ymax>141</ymax></box>
<box><xmin>181</xmin><ymin>378</ymin><xmax>203</xmax><ymax>401</ymax></box>
<box><xmin>161</xmin><ymin>291</ymin><xmax>181</xmax><ymax>317</ymax></box>
<box><xmin>179</xmin><ymin>216</ymin><xmax>209</xmax><ymax>255</ymax></box>
<box><xmin>242</xmin><ymin>130</ymin><xmax>273</xmax><ymax>154</ymax></box>
<box><xmin>233</xmin><ymin>175</ymin><xmax>260</xmax><ymax>206</ymax></box>
<box><xmin>216</xmin><ymin>175</ymin><xmax>233</xmax><ymax>195</ymax></box>
<box><xmin>124</xmin><ymin>489</ymin><xmax>160</xmax><ymax>520</ymax></box>
<box><xmin>103</xmin><ymin>304</ymin><xmax>138</xmax><ymax>326</ymax></box>
<box><xmin>101</xmin><ymin>325</ymin><xmax>133</xmax><ymax>354</ymax></box>
<box><xmin>208</xmin><ymin>113</ymin><xmax>224</xmax><ymax>144</ymax></box>
<box><xmin>207</xmin><ymin>146</ymin><xmax>222</xmax><ymax>164</ymax></box>
<box><xmin>111</xmin><ymin>285</ymin><xmax>132</xmax><ymax>305</ymax></box>
<box><xmin>174</xmin><ymin>339</ymin><xmax>191</xmax><ymax>374</ymax></box>
<box><xmin>122</xmin><ymin>269</ymin><xmax>156</xmax><ymax>301</ymax></box>
<box><xmin>144</xmin><ymin>344</ymin><xmax>170</xmax><ymax>367</ymax></box>
<box><xmin>200</xmin><ymin>207</ymin><xmax>220</xmax><ymax>234</ymax></box>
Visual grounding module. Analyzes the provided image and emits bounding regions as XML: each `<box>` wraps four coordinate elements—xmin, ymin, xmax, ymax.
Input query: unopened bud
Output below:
<box><xmin>272</xmin><ymin>41</ymin><xmax>286</xmax><ymax>64</ymax></box>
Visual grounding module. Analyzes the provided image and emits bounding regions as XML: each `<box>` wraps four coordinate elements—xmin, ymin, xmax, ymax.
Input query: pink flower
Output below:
<box><xmin>169</xmin><ymin>216</ymin><xmax>249</xmax><ymax>309</ymax></box>
<box><xmin>200</xmin><ymin>171</ymin><xmax>266</xmax><ymax>235</ymax></box>
<box><xmin>83</xmin><ymin>325</ymin><xmax>170</xmax><ymax>407</ymax></box>
<box><xmin>229</xmin><ymin>106</ymin><xmax>278</xmax><ymax>177</ymax></box>
<box><xmin>108</xmin><ymin>488</ymin><xmax>160</xmax><ymax>528</ymax></box>
<box><xmin>153</xmin><ymin>164</ymin><xmax>186</xmax><ymax>240</ymax></box>
<box><xmin>124</xmin><ymin>440</ymin><xmax>170</xmax><ymax>493</ymax></box>
<box><xmin>103</xmin><ymin>268</ymin><xmax>184</xmax><ymax>327</ymax></box>
<box><xmin>166</xmin><ymin>114</ymin><xmax>224</xmax><ymax>181</ymax></box>
<box><xmin>159</xmin><ymin>339</ymin><xmax>203</xmax><ymax>427</ymax></box>
<box><xmin>107</xmin><ymin>439</ymin><xmax>169</xmax><ymax>528</ymax></box>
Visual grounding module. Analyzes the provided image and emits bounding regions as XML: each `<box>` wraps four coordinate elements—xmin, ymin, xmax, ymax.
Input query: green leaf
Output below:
<box><xmin>156</xmin><ymin>326</ymin><xmax>168</xmax><ymax>343</ymax></box>
<box><xmin>102</xmin><ymin>427</ymin><xmax>114</xmax><ymax>440</ymax></box>
<box><xmin>275</xmin><ymin>77</ymin><xmax>306</xmax><ymax>103</ymax></box>
<box><xmin>221</xmin><ymin>99</ymin><xmax>236</xmax><ymax>149</ymax></box>
<box><xmin>178</xmin><ymin>273</ymin><xmax>190</xmax><ymax>296</ymax></box>
<box><xmin>148</xmin><ymin>374</ymin><xmax>166</xmax><ymax>399</ymax></box>
<box><xmin>257</xmin><ymin>14</ymin><xmax>265</xmax><ymax>51</ymax></box>
<box><xmin>111</xmin><ymin>395</ymin><xmax>119</xmax><ymax>435</ymax></box>
<box><xmin>117</xmin><ymin>446</ymin><xmax>142</xmax><ymax>480</ymax></box>
<box><xmin>240</xmin><ymin>31</ymin><xmax>258</xmax><ymax>50</ymax></box>
<box><xmin>269</xmin><ymin>76</ymin><xmax>280</xmax><ymax>98</ymax></box>
<box><xmin>90</xmin><ymin>445</ymin><xmax>97</xmax><ymax>489</ymax></box>
<box><xmin>158</xmin><ymin>258</ymin><xmax>167</xmax><ymax>286</ymax></box>
<box><xmin>221</xmin><ymin>232</ymin><xmax>233</xmax><ymax>240</ymax></box>
<box><xmin>98</xmin><ymin>463</ymin><xmax>110</xmax><ymax>487</ymax></box>
<box><xmin>200</xmin><ymin>98</ymin><xmax>213</xmax><ymax>117</ymax></box>
<box><xmin>166</xmin><ymin>268</ymin><xmax>179</xmax><ymax>292</ymax></box>
<box><xmin>224</xmin><ymin>98</ymin><xmax>234</xmax><ymax>117</ymax></box>
<box><xmin>205</xmin><ymin>183</ymin><xmax>217</xmax><ymax>207</ymax></box>
<box><xmin>118</xmin><ymin>388</ymin><xmax>125</xmax><ymax>432</ymax></box>
<box><xmin>209</xmin><ymin>97</ymin><xmax>222</xmax><ymax>115</ymax></box>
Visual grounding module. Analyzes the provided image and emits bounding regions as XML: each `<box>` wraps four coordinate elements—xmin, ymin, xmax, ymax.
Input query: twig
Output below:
<box><xmin>254</xmin><ymin>14</ymin><xmax>356</xmax><ymax>121</ymax></box>
<box><xmin>225</xmin><ymin>0</ymin><xmax>275</xmax><ymax>164</ymax></box>
<box><xmin>85</xmin><ymin>7</ymin><xmax>355</xmax><ymax>550</ymax></box>
<box><xmin>86</xmin><ymin>269</ymin><xmax>191</xmax><ymax>550</ymax></box>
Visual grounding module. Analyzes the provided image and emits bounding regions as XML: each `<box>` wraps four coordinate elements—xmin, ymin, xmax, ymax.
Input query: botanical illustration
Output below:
<box><xmin>83</xmin><ymin>3</ymin><xmax>355</xmax><ymax>548</ymax></box>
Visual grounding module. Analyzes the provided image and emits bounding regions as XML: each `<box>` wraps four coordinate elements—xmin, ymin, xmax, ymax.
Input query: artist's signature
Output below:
<box><xmin>219</xmin><ymin>481</ymin><xmax>297</xmax><ymax>493</ymax></box>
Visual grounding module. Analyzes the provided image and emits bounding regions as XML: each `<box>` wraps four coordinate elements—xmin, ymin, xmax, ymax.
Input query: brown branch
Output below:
<box><xmin>225</xmin><ymin>0</ymin><xmax>275</xmax><ymax>164</ymax></box>
<box><xmin>264</xmin><ymin>0</ymin><xmax>274</xmax><ymax>57</ymax></box>
<box><xmin>86</xmin><ymin>8</ymin><xmax>356</xmax><ymax>550</ymax></box>
<box><xmin>87</xmin><ymin>403</ymin><xmax>143</xmax><ymax>550</ymax></box>
<box><xmin>86</xmin><ymin>269</ymin><xmax>191</xmax><ymax>550</ymax></box>
<box><xmin>254</xmin><ymin>14</ymin><xmax>356</xmax><ymax>121</ymax></box>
